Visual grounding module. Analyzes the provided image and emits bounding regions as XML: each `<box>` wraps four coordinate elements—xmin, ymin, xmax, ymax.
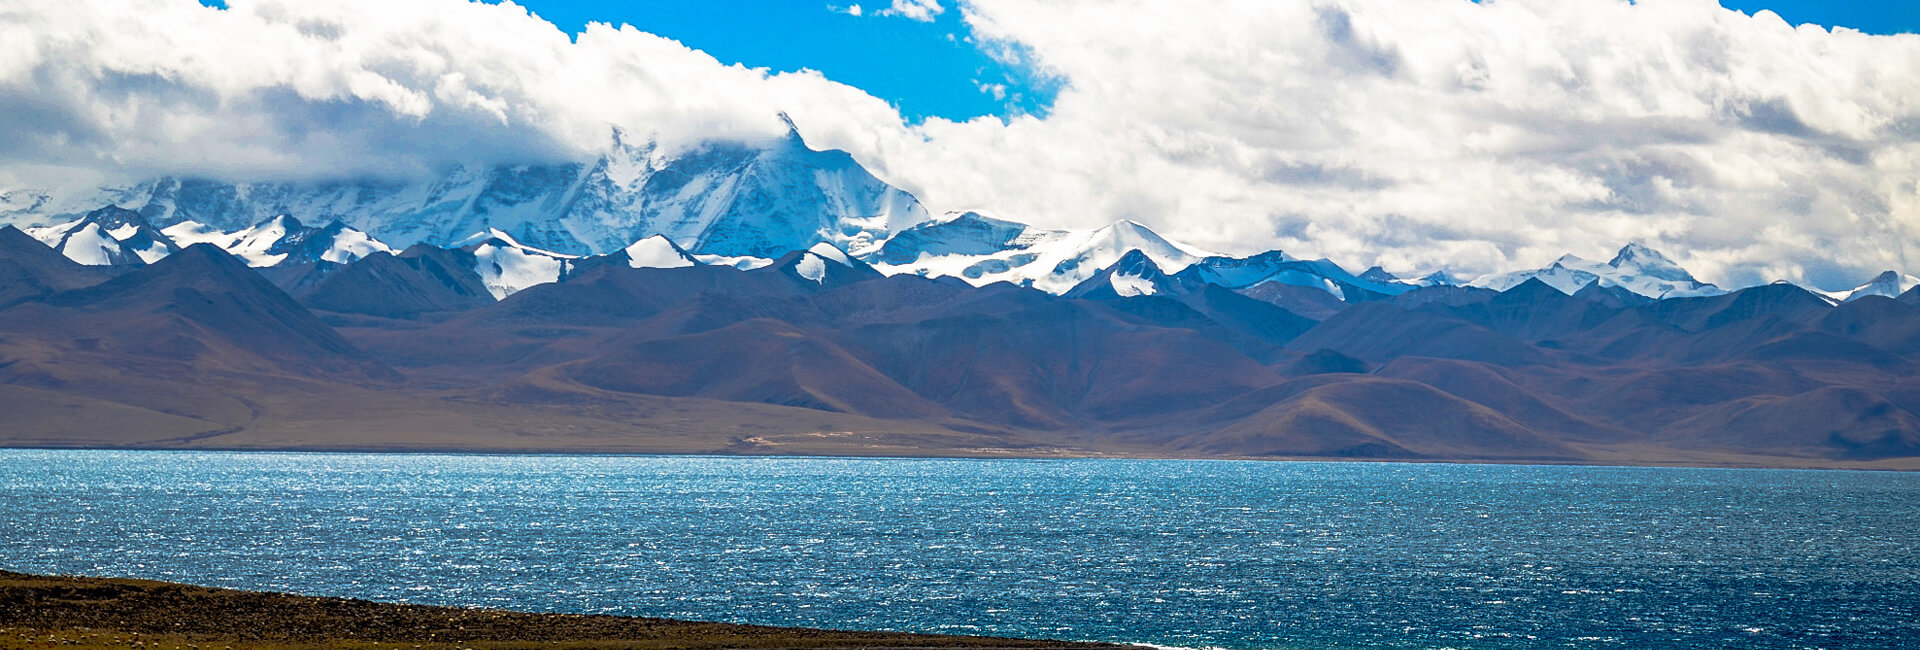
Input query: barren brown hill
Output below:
<box><xmin>0</xmin><ymin>244</ymin><xmax>394</xmax><ymax>382</ymax></box>
<box><xmin>5</xmin><ymin>239</ymin><xmax>1920</xmax><ymax>469</ymax></box>
<box><xmin>1164</xmin><ymin>374</ymin><xmax>1577</xmax><ymax>460</ymax></box>
<box><xmin>0</xmin><ymin>225</ymin><xmax>109</xmax><ymax>308</ymax></box>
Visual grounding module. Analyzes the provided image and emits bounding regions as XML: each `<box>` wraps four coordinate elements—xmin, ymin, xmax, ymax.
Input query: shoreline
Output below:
<box><xmin>3</xmin><ymin>444</ymin><xmax>1916</xmax><ymax>473</ymax></box>
<box><xmin>0</xmin><ymin>570</ymin><xmax>1124</xmax><ymax>649</ymax></box>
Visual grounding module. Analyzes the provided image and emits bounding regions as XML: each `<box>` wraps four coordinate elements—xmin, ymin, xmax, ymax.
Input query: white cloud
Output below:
<box><xmin>2</xmin><ymin>0</ymin><xmax>1919</xmax><ymax>289</ymax></box>
<box><xmin>860</xmin><ymin>0</ymin><xmax>1920</xmax><ymax>289</ymax></box>
<box><xmin>0</xmin><ymin>0</ymin><xmax>892</xmax><ymax>182</ymax></box>
<box><xmin>879</xmin><ymin>0</ymin><xmax>945</xmax><ymax>22</ymax></box>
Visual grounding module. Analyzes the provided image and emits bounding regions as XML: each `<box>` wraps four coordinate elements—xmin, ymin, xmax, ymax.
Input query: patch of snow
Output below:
<box><xmin>481</xmin><ymin>228</ymin><xmax>576</xmax><ymax>258</ymax></box>
<box><xmin>318</xmin><ymin>226</ymin><xmax>394</xmax><ymax>264</ymax></box>
<box><xmin>806</xmin><ymin>242</ymin><xmax>852</xmax><ymax>265</ymax></box>
<box><xmin>161</xmin><ymin>220</ymin><xmax>240</xmax><ymax>249</ymax></box>
<box><xmin>58</xmin><ymin>223</ymin><xmax>118</xmax><ymax>266</ymax></box>
<box><xmin>694</xmin><ymin>254</ymin><xmax>774</xmax><ymax>270</ymax></box>
<box><xmin>1109</xmin><ymin>272</ymin><xmax>1158</xmax><ymax>297</ymax></box>
<box><xmin>221</xmin><ymin>215</ymin><xmax>302</xmax><ymax>267</ymax></box>
<box><xmin>794</xmin><ymin>253</ymin><xmax>828</xmax><ymax>283</ymax></box>
<box><xmin>473</xmin><ymin>239</ymin><xmax>568</xmax><ymax>299</ymax></box>
<box><xmin>24</xmin><ymin>218</ymin><xmax>82</xmax><ymax>247</ymax></box>
<box><xmin>127</xmin><ymin>239</ymin><xmax>171</xmax><ymax>263</ymax></box>
<box><xmin>623</xmin><ymin>235</ymin><xmax>696</xmax><ymax>269</ymax></box>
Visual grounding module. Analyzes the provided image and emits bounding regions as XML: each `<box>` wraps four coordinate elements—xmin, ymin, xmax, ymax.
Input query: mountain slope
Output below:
<box><xmin>1</xmin><ymin>244</ymin><xmax>393</xmax><ymax>381</ymax></box>
<box><xmin>0</xmin><ymin>225</ymin><xmax>109</xmax><ymax>307</ymax></box>
<box><xmin>300</xmin><ymin>247</ymin><xmax>495</xmax><ymax>318</ymax></box>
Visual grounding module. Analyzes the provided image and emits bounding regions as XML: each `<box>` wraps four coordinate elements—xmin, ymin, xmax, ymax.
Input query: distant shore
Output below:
<box><xmin>3</xmin><ymin>444</ymin><xmax>1917</xmax><ymax>472</ymax></box>
<box><xmin>0</xmin><ymin>570</ymin><xmax>1122</xmax><ymax>649</ymax></box>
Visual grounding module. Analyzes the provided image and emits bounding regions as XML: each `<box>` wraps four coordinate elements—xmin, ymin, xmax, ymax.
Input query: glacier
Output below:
<box><xmin>0</xmin><ymin>126</ymin><xmax>927</xmax><ymax>260</ymax></box>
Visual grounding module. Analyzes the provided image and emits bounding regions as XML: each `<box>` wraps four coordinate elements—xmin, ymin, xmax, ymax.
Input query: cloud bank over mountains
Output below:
<box><xmin>2</xmin><ymin>0</ymin><xmax>1917</xmax><ymax>288</ymax></box>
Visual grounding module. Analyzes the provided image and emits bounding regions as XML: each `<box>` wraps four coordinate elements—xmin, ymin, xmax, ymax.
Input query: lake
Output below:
<box><xmin>2</xmin><ymin>450</ymin><xmax>1916</xmax><ymax>648</ymax></box>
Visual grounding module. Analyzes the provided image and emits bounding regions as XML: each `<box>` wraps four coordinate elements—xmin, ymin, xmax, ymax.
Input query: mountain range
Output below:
<box><xmin>2</xmin><ymin>129</ymin><xmax>1918</xmax><ymax>468</ymax></box>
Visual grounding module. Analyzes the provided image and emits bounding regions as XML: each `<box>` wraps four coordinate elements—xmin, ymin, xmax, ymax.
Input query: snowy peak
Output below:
<box><xmin>1472</xmin><ymin>243</ymin><xmax>1721</xmax><ymax>299</ymax></box>
<box><xmin>1359</xmin><ymin>267</ymin><xmax>1397</xmax><ymax>284</ymax></box>
<box><xmin>1065</xmin><ymin>249</ymin><xmax>1177</xmax><ymax>298</ymax></box>
<box><xmin>1606</xmin><ymin>242</ymin><xmax>1698</xmax><ymax>284</ymax></box>
<box><xmin>560</xmin><ymin>126</ymin><xmax>928</xmax><ymax>258</ymax></box>
<box><xmin>871</xmin><ymin>217</ymin><xmax>1212</xmax><ymax>294</ymax></box>
<box><xmin>1825</xmin><ymin>270</ymin><xmax>1920</xmax><ymax>303</ymax></box>
<box><xmin>1059</xmin><ymin>220</ymin><xmax>1210</xmax><ymax>268</ymax></box>
<box><xmin>26</xmin><ymin>205</ymin><xmax>178</xmax><ymax>266</ymax></box>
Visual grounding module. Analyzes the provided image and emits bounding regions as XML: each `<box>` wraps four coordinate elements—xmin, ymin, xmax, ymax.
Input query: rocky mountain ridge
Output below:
<box><xmin>4</xmin><ymin>222</ymin><xmax>1919</xmax><ymax>468</ymax></box>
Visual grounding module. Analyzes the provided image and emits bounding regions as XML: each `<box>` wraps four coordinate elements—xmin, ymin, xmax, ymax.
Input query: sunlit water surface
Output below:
<box><xmin>2</xmin><ymin>450</ymin><xmax>1916</xmax><ymax>649</ymax></box>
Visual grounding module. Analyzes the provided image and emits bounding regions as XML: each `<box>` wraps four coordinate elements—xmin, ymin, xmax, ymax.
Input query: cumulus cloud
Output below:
<box><xmin>1</xmin><ymin>0</ymin><xmax>1918</xmax><ymax>288</ymax></box>
<box><xmin>0</xmin><ymin>0</ymin><xmax>895</xmax><ymax>182</ymax></box>
<box><xmin>887</xmin><ymin>0</ymin><xmax>1920</xmax><ymax>288</ymax></box>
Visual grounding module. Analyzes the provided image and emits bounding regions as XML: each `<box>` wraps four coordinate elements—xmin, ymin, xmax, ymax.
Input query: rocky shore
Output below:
<box><xmin>0</xmin><ymin>570</ymin><xmax>1121</xmax><ymax>649</ymax></box>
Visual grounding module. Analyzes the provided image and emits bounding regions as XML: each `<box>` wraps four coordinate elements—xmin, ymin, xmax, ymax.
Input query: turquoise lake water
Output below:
<box><xmin>1</xmin><ymin>450</ymin><xmax>1916</xmax><ymax>648</ymax></box>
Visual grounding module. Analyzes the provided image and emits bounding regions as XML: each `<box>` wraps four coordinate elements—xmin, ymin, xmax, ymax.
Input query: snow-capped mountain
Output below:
<box><xmin>1817</xmin><ymin>270</ymin><xmax>1920</xmax><ymax>304</ymax></box>
<box><xmin>1398</xmin><ymin>270</ymin><xmax>1462</xmax><ymax>288</ymax></box>
<box><xmin>164</xmin><ymin>215</ymin><xmax>393</xmax><ymax>268</ymax></box>
<box><xmin>1</xmin><ymin>125</ymin><xmax>928</xmax><ymax>260</ymax></box>
<box><xmin>869</xmin><ymin>211</ymin><xmax>1427</xmax><ymax>302</ymax></box>
<box><xmin>25</xmin><ymin>206</ymin><xmax>177</xmax><ymax>266</ymax></box>
<box><xmin>1058</xmin><ymin>246</ymin><xmax>1418</xmax><ymax>307</ymax></box>
<box><xmin>869</xmin><ymin>212</ymin><xmax>1215</xmax><ymax>294</ymax></box>
<box><xmin>1188</xmin><ymin>254</ymin><xmax>1413</xmax><ymax>301</ymax></box>
<box><xmin>1472</xmin><ymin>243</ymin><xmax>1722</xmax><ymax>299</ymax></box>
<box><xmin>1063</xmin><ymin>249</ymin><xmax>1186</xmax><ymax>298</ymax></box>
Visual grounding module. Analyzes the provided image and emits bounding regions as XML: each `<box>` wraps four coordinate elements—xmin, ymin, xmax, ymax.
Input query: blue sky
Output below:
<box><xmin>1719</xmin><ymin>0</ymin><xmax>1920</xmax><ymax>35</ymax></box>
